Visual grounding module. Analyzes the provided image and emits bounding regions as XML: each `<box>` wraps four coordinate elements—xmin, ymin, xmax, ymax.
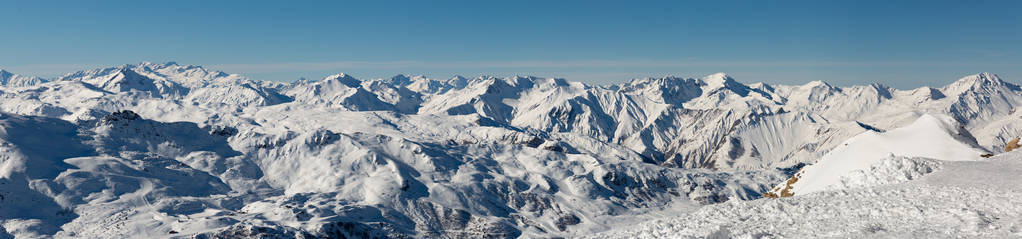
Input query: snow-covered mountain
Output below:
<box><xmin>0</xmin><ymin>62</ymin><xmax>1020</xmax><ymax>238</ymax></box>
<box><xmin>0</xmin><ymin>70</ymin><xmax>46</xmax><ymax>88</ymax></box>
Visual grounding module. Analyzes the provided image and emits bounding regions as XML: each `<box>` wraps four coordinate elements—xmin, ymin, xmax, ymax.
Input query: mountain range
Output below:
<box><xmin>0</xmin><ymin>62</ymin><xmax>1019</xmax><ymax>238</ymax></box>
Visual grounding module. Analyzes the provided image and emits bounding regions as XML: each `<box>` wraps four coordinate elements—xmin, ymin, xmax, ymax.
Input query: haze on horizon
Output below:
<box><xmin>1</xmin><ymin>0</ymin><xmax>1020</xmax><ymax>89</ymax></box>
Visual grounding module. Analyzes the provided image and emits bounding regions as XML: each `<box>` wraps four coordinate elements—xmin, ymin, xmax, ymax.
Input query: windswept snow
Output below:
<box><xmin>768</xmin><ymin>114</ymin><xmax>989</xmax><ymax>196</ymax></box>
<box><xmin>592</xmin><ymin>151</ymin><xmax>1022</xmax><ymax>238</ymax></box>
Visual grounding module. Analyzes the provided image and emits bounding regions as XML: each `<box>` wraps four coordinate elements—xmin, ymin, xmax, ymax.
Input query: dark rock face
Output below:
<box><xmin>193</xmin><ymin>225</ymin><xmax>316</xmax><ymax>239</ymax></box>
<box><xmin>208</xmin><ymin>125</ymin><xmax>239</xmax><ymax>137</ymax></box>
<box><xmin>555</xmin><ymin>214</ymin><xmax>581</xmax><ymax>231</ymax></box>
<box><xmin>100</xmin><ymin>110</ymin><xmax>141</xmax><ymax>124</ymax></box>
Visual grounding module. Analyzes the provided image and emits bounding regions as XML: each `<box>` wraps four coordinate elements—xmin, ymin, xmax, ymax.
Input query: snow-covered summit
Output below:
<box><xmin>319</xmin><ymin>73</ymin><xmax>362</xmax><ymax>87</ymax></box>
<box><xmin>0</xmin><ymin>69</ymin><xmax>46</xmax><ymax>87</ymax></box>
<box><xmin>699</xmin><ymin>72</ymin><xmax>743</xmax><ymax>92</ymax></box>
<box><xmin>940</xmin><ymin>72</ymin><xmax>1021</xmax><ymax>101</ymax></box>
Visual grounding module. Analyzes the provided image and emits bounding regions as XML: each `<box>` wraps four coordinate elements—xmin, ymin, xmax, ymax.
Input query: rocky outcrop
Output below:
<box><xmin>1007</xmin><ymin>138</ymin><xmax>1020</xmax><ymax>153</ymax></box>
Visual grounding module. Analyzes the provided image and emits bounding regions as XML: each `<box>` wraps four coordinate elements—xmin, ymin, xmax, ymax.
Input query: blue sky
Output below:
<box><xmin>1</xmin><ymin>0</ymin><xmax>1020</xmax><ymax>88</ymax></box>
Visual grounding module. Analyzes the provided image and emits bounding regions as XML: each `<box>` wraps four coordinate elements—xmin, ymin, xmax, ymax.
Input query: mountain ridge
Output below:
<box><xmin>3</xmin><ymin>62</ymin><xmax>1020</xmax><ymax>170</ymax></box>
<box><xmin>0</xmin><ymin>62</ymin><xmax>1021</xmax><ymax>237</ymax></box>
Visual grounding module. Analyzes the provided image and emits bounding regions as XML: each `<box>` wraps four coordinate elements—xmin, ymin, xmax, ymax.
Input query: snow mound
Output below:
<box><xmin>768</xmin><ymin>114</ymin><xmax>988</xmax><ymax>196</ymax></box>
<box><xmin>828</xmin><ymin>156</ymin><xmax>941</xmax><ymax>191</ymax></box>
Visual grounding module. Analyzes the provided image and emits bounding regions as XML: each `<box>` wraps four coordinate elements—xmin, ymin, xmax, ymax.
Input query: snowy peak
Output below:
<box><xmin>911</xmin><ymin>86</ymin><xmax>947</xmax><ymax>100</ymax></box>
<box><xmin>958</xmin><ymin>72</ymin><xmax>1002</xmax><ymax>85</ymax></box>
<box><xmin>748</xmin><ymin>82</ymin><xmax>775</xmax><ymax>93</ymax></box>
<box><xmin>287</xmin><ymin>73</ymin><xmax>397</xmax><ymax>111</ymax></box>
<box><xmin>700</xmin><ymin>72</ymin><xmax>736</xmax><ymax>88</ymax></box>
<box><xmin>699</xmin><ymin>72</ymin><xmax>755</xmax><ymax>97</ymax></box>
<box><xmin>943</xmin><ymin>72</ymin><xmax>1021</xmax><ymax>94</ymax></box>
<box><xmin>868</xmin><ymin>83</ymin><xmax>893</xmax><ymax>99</ymax></box>
<box><xmin>940</xmin><ymin>72</ymin><xmax>1022</xmax><ymax>124</ymax></box>
<box><xmin>61</xmin><ymin>62</ymin><xmax>237</xmax><ymax>88</ymax></box>
<box><xmin>618</xmin><ymin>76</ymin><xmax>703</xmax><ymax>105</ymax></box>
<box><xmin>135</xmin><ymin>61</ymin><xmax>233</xmax><ymax>84</ymax></box>
<box><xmin>320</xmin><ymin>73</ymin><xmax>363</xmax><ymax>88</ymax></box>
<box><xmin>58</xmin><ymin>65</ymin><xmax>129</xmax><ymax>82</ymax></box>
<box><xmin>799</xmin><ymin>80</ymin><xmax>838</xmax><ymax>92</ymax></box>
<box><xmin>786</xmin><ymin>80</ymin><xmax>841</xmax><ymax>102</ymax></box>
<box><xmin>447</xmin><ymin>75</ymin><xmax>469</xmax><ymax>86</ymax></box>
<box><xmin>902</xmin><ymin>114</ymin><xmax>975</xmax><ymax>141</ymax></box>
<box><xmin>0</xmin><ymin>69</ymin><xmax>46</xmax><ymax>87</ymax></box>
<box><xmin>138</xmin><ymin>61</ymin><xmax>180</xmax><ymax>68</ymax></box>
<box><xmin>402</xmin><ymin>75</ymin><xmax>471</xmax><ymax>94</ymax></box>
<box><xmin>387</xmin><ymin>74</ymin><xmax>417</xmax><ymax>86</ymax></box>
<box><xmin>94</xmin><ymin>68</ymin><xmax>151</xmax><ymax>89</ymax></box>
<box><xmin>92</xmin><ymin>68</ymin><xmax>185</xmax><ymax>96</ymax></box>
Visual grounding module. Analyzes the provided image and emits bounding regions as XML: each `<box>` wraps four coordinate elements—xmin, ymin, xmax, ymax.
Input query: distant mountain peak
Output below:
<box><xmin>699</xmin><ymin>72</ymin><xmax>754</xmax><ymax>97</ymax></box>
<box><xmin>137</xmin><ymin>61</ymin><xmax>178</xmax><ymax>66</ymax></box>
<box><xmin>702</xmin><ymin>72</ymin><xmax>733</xmax><ymax>82</ymax></box>
<box><xmin>0</xmin><ymin>69</ymin><xmax>47</xmax><ymax>87</ymax></box>
<box><xmin>700</xmin><ymin>72</ymin><xmax>739</xmax><ymax>85</ymax></box>
<box><xmin>952</xmin><ymin>72</ymin><xmax>1004</xmax><ymax>86</ymax></box>
<box><xmin>388</xmin><ymin>74</ymin><xmax>414</xmax><ymax>86</ymax></box>
<box><xmin>943</xmin><ymin>72</ymin><xmax>1020</xmax><ymax>95</ymax></box>
<box><xmin>322</xmin><ymin>73</ymin><xmax>362</xmax><ymax>88</ymax></box>
<box><xmin>390</xmin><ymin>74</ymin><xmax>410</xmax><ymax>79</ymax></box>
<box><xmin>802</xmin><ymin>80</ymin><xmax>832</xmax><ymax>88</ymax></box>
<box><xmin>0</xmin><ymin>69</ymin><xmax>15</xmax><ymax>80</ymax></box>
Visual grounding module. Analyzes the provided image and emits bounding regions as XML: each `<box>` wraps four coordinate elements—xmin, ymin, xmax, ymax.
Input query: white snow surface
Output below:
<box><xmin>0</xmin><ymin>70</ymin><xmax>46</xmax><ymax>88</ymax></box>
<box><xmin>591</xmin><ymin>151</ymin><xmax>1022</xmax><ymax>238</ymax></box>
<box><xmin>781</xmin><ymin>114</ymin><xmax>988</xmax><ymax>195</ymax></box>
<box><xmin>830</xmin><ymin>156</ymin><xmax>942</xmax><ymax>191</ymax></box>
<box><xmin>0</xmin><ymin>62</ymin><xmax>1019</xmax><ymax>238</ymax></box>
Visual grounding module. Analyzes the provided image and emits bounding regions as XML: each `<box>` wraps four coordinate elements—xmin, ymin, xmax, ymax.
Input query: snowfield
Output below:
<box><xmin>591</xmin><ymin>151</ymin><xmax>1022</xmax><ymax>238</ymax></box>
<box><xmin>766</xmin><ymin>114</ymin><xmax>989</xmax><ymax>197</ymax></box>
<box><xmin>0</xmin><ymin>62</ymin><xmax>1019</xmax><ymax>238</ymax></box>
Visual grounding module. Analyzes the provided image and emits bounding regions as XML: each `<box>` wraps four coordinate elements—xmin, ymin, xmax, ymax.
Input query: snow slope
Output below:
<box><xmin>591</xmin><ymin>150</ymin><xmax>1022</xmax><ymax>238</ymax></box>
<box><xmin>766</xmin><ymin>114</ymin><xmax>989</xmax><ymax>196</ymax></box>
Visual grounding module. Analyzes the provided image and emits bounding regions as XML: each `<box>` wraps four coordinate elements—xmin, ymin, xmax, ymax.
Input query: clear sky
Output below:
<box><xmin>2</xmin><ymin>0</ymin><xmax>1020</xmax><ymax>89</ymax></box>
